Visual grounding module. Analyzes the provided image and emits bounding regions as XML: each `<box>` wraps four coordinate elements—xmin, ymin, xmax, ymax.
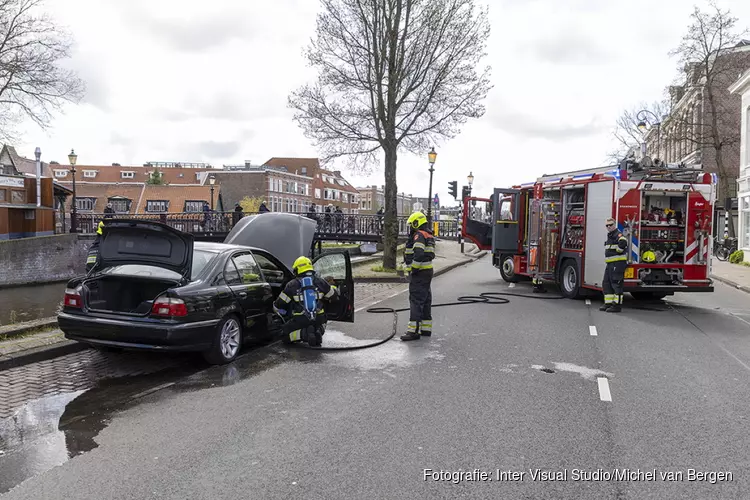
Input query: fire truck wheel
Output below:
<box><xmin>630</xmin><ymin>292</ymin><xmax>667</xmax><ymax>301</ymax></box>
<box><xmin>559</xmin><ymin>260</ymin><xmax>582</xmax><ymax>299</ymax></box>
<box><xmin>499</xmin><ymin>254</ymin><xmax>520</xmax><ymax>283</ymax></box>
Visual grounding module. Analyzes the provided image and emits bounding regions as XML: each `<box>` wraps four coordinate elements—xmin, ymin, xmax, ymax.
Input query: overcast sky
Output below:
<box><xmin>14</xmin><ymin>0</ymin><xmax>750</xmax><ymax>202</ymax></box>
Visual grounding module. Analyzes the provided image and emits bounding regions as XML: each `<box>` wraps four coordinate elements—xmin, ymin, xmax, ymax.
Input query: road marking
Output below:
<box><xmin>585</xmin><ymin>299</ymin><xmax>591</xmax><ymax>305</ymax></box>
<box><xmin>589</xmin><ymin>325</ymin><xmax>598</xmax><ymax>336</ymax></box>
<box><xmin>597</xmin><ymin>377</ymin><xmax>612</xmax><ymax>402</ymax></box>
<box><xmin>355</xmin><ymin>287</ymin><xmax>409</xmax><ymax>313</ymax></box>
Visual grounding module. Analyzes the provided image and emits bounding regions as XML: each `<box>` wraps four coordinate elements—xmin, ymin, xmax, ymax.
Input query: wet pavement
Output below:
<box><xmin>0</xmin><ymin>283</ymin><xmax>65</xmax><ymax>327</ymax></box>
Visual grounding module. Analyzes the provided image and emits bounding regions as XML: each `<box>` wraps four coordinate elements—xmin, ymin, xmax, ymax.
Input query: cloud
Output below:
<box><xmin>519</xmin><ymin>31</ymin><xmax>614</xmax><ymax>65</ymax></box>
<box><xmin>489</xmin><ymin>108</ymin><xmax>607</xmax><ymax>141</ymax></box>
<box><xmin>157</xmin><ymin>91</ymin><xmax>285</xmax><ymax>122</ymax></box>
<box><xmin>194</xmin><ymin>140</ymin><xmax>242</xmax><ymax>159</ymax></box>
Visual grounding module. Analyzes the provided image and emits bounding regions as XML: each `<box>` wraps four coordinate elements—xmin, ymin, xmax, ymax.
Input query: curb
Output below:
<box><xmin>0</xmin><ymin>317</ymin><xmax>59</xmax><ymax>339</ymax></box>
<box><xmin>711</xmin><ymin>274</ymin><xmax>750</xmax><ymax>295</ymax></box>
<box><xmin>0</xmin><ymin>339</ymin><xmax>87</xmax><ymax>372</ymax></box>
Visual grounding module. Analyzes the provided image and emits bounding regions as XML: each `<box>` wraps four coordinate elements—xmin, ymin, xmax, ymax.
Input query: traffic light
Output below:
<box><xmin>448</xmin><ymin>181</ymin><xmax>458</xmax><ymax>199</ymax></box>
<box><xmin>461</xmin><ymin>185</ymin><xmax>470</xmax><ymax>200</ymax></box>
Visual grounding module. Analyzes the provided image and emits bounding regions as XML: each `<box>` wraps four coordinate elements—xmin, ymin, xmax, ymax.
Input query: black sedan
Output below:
<box><xmin>57</xmin><ymin>216</ymin><xmax>354</xmax><ymax>364</ymax></box>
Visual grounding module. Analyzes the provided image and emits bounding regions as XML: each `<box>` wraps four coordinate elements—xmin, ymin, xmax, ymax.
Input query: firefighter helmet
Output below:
<box><xmin>407</xmin><ymin>211</ymin><xmax>428</xmax><ymax>229</ymax></box>
<box><xmin>642</xmin><ymin>250</ymin><xmax>656</xmax><ymax>263</ymax></box>
<box><xmin>292</xmin><ymin>256</ymin><xmax>313</xmax><ymax>275</ymax></box>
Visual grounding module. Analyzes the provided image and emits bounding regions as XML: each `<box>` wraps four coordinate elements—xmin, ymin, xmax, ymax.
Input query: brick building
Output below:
<box><xmin>357</xmin><ymin>185</ymin><xmax>413</xmax><ymax>215</ymax></box>
<box><xmin>214</xmin><ymin>162</ymin><xmax>314</xmax><ymax>213</ymax></box>
<box><xmin>263</xmin><ymin>157</ymin><xmax>360</xmax><ymax>213</ymax></box>
<box><xmin>644</xmin><ymin>41</ymin><xmax>750</xmax><ymax>204</ymax></box>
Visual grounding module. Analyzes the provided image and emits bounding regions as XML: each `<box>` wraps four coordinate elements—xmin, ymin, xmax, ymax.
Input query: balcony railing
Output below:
<box><xmin>62</xmin><ymin>211</ymin><xmax>460</xmax><ymax>241</ymax></box>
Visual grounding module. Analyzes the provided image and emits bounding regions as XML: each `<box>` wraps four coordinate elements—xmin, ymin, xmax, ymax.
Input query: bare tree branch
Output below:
<box><xmin>0</xmin><ymin>0</ymin><xmax>85</xmax><ymax>142</ymax></box>
<box><xmin>608</xmin><ymin>100</ymin><xmax>670</xmax><ymax>162</ymax></box>
<box><xmin>289</xmin><ymin>0</ymin><xmax>492</xmax><ymax>268</ymax></box>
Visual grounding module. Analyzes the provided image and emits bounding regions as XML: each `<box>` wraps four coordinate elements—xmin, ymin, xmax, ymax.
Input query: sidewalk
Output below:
<box><xmin>711</xmin><ymin>259</ymin><xmax>750</xmax><ymax>294</ymax></box>
<box><xmin>353</xmin><ymin>240</ymin><xmax>484</xmax><ymax>281</ymax></box>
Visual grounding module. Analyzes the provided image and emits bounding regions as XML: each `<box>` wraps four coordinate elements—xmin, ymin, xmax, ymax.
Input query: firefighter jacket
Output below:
<box><xmin>404</xmin><ymin>229</ymin><xmax>415</xmax><ymax>266</ymax></box>
<box><xmin>604</xmin><ymin>229</ymin><xmax>628</xmax><ymax>263</ymax></box>
<box><xmin>411</xmin><ymin>229</ymin><xmax>435</xmax><ymax>271</ymax></box>
<box><xmin>274</xmin><ymin>272</ymin><xmax>339</xmax><ymax>317</ymax></box>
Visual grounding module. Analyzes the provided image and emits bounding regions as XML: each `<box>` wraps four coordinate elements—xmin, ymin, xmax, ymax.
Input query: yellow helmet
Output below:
<box><xmin>292</xmin><ymin>256</ymin><xmax>313</xmax><ymax>275</ymax></box>
<box><xmin>642</xmin><ymin>250</ymin><xmax>656</xmax><ymax>263</ymax></box>
<box><xmin>97</xmin><ymin>221</ymin><xmax>105</xmax><ymax>235</ymax></box>
<box><xmin>407</xmin><ymin>211</ymin><xmax>427</xmax><ymax>229</ymax></box>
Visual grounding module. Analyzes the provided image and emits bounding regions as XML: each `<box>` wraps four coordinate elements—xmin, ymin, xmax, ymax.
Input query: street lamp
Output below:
<box><xmin>467</xmin><ymin>171</ymin><xmax>474</xmax><ymax>196</ymax></box>
<box><xmin>34</xmin><ymin>147</ymin><xmax>41</xmax><ymax>207</ymax></box>
<box><xmin>209</xmin><ymin>174</ymin><xmax>216</xmax><ymax>211</ymax></box>
<box><xmin>68</xmin><ymin>149</ymin><xmax>78</xmax><ymax>233</ymax></box>
<box><xmin>636</xmin><ymin>110</ymin><xmax>661</xmax><ymax>163</ymax></box>
<box><xmin>427</xmin><ymin>147</ymin><xmax>437</xmax><ymax>223</ymax></box>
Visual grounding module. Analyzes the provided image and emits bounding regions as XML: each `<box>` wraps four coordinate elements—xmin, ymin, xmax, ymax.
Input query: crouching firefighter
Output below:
<box><xmin>86</xmin><ymin>220</ymin><xmax>105</xmax><ymax>272</ymax></box>
<box><xmin>401</xmin><ymin>211</ymin><xmax>435</xmax><ymax>341</ymax></box>
<box><xmin>600</xmin><ymin>217</ymin><xmax>628</xmax><ymax>313</ymax></box>
<box><xmin>274</xmin><ymin>256</ymin><xmax>339</xmax><ymax>346</ymax></box>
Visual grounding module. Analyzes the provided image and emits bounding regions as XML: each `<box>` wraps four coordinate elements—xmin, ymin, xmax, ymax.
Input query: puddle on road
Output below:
<box><xmin>532</xmin><ymin>362</ymin><xmax>614</xmax><ymax>381</ymax></box>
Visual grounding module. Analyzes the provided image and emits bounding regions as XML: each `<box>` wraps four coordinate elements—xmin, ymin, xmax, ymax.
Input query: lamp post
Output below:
<box><xmin>467</xmin><ymin>171</ymin><xmax>474</xmax><ymax>196</ymax></box>
<box><xmin>34</xmin><ymin>147</ymin><xmax>41</xmax><ymax>207</ymax></box>
<box><xmin>636</xmin><ymin>110</ymin><xmax>661</xmax><ymax>162</ymax></box>
<box><xmin>426</xmin><ymin>147</ymin><xmax>437</xmax><ymax>224</ymax></box>
<box><xmin>209</xmin><ymin>174</ymin><xmax>216</xmax><ymax>211</ymax></box>
<box><xmin>68</xmin><ymin>149</ymin><xmax>78</xmax><ymax>233</ymax></box>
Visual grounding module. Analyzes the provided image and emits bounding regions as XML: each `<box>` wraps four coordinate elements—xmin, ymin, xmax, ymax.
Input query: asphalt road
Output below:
<box><xmin>2</xmin><ymin>258</ymin><xmax>750</xmax><ymax>499</ymax></box>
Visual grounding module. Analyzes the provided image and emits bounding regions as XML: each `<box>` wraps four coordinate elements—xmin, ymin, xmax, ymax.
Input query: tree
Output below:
<box><xmin>289</xmin><ymin>0</ymin><xmax>492</xmax><ymax>268</ymax></box>
<box><xmin>239</xmin><ymin>196</ymin><xmax>263</xmax><ymax>213</ymax></box>
<box><xmin>610</xmin><ymin>100</ymin><xmax>671</xmax><ymax>163</ymax></box>
<box><xmin>147</xmin><ymin>168</ymin><xmax>164</xmax><ymax>185</ymax></box>
<box><xmin>667</xmin><ymin>1</ymin><xmax>749</xmax><ymax>203</ymax></box>
<box><xmin>0</xmin><ymin>0</ymin><xmax>84</xmax><ymax>141</ymax></box>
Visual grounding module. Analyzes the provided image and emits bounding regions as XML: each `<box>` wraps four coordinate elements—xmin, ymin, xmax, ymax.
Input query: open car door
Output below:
<box><xmin>462</xmin><ymin>197</ymin><xmax>493</xmax><ymax>250</ymax></box>
<box><xmin>313</xmin><ymin>251</ymin><xmax>354</xmax><ymax>323</ymax></box>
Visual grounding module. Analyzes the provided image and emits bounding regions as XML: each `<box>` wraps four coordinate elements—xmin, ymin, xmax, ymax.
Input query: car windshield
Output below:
<box><xmin>99</xmin><ymin>249</ymin><xmax>217</xmax><ymax>281</ymax></box>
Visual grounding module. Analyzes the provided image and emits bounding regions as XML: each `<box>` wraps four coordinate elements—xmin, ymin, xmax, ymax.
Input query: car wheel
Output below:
<box><xmin>203</xmin><ymin>315</ymin><xmax>243</xmax><ymax>365</ymax></box>
<box><xmin>559</xmin><ymin>260</ymin><xmax>582</xmax><ymax>299</ymax></box>
<box><xmin>630</xmin><ymin>292</ymin><xmax>667</xmax><ymax>301</ymax></box>
<box><xmin>499</xmin><ymin>254</ymin><xmax>520</xmax><ymax>283</ymax></box>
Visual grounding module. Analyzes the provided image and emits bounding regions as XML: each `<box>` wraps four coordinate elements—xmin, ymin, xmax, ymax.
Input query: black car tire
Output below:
<box><xmin>203</xmin><ymin>315</ymin><xmax>243</xmax><ymax>365</ymax></box>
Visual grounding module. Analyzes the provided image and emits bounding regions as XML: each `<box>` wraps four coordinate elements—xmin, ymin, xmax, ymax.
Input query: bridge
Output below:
<box><xmin>68</xmin><ymin>212</ymin><xmax>461</xmax><ymax>245</ymax></box>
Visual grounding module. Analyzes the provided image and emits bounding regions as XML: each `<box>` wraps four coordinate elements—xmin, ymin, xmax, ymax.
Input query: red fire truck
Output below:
<box><xmin>462</xmin><ymin>160</ymin><xmax>717</xmax><ymax>300</ymax></box>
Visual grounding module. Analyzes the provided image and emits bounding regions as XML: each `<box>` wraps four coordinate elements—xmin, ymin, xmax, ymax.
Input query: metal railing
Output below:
<box><xmin>63</xmin><ymin>211</ymin><xmax>460</xmax><ymax>241</ymax></box>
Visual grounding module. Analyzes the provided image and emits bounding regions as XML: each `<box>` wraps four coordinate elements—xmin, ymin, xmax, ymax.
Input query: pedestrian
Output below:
<box><xmin>103</xmin><ymin>202</ymin><xmax>115</xmax><ymax>218</ymax></box>
<box><xmin>259</xmin><ymin>201</ymin><xmax>270</xmax><ymax>213</ymax></box>
<box><xmin>232</xmin><ymin>203</ymin><xmax>243</xmax><ymax>226</ymax></box>
<box><xmin>274</xmin><ymin>256</ymin><xmax>340</xmax><ymax>346</ymax></box>
<box><xmin>401</xmin><ymin>211</ymin><xmax>435</xmax><ymax>341</ymax></box>
<box><xmin>600</xmin><ymin>217</ymin><xmax>628</xmax><ymax>313</ymax></box>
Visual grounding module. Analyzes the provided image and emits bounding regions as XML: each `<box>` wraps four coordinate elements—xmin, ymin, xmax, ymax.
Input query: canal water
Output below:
<box><xmin>0</xmin><ymin>282</ymin><xmax>66</xmax><ymax>327</ymax></box>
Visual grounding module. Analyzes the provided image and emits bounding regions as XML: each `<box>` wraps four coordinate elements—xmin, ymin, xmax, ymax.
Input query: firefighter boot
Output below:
<box><xmin>310</xmin><ymin>326</ymin><xmax>324</xmax><ymax>347</ymax></box>
<box><xmin>599</xmin><ymin>304</ymin><xmax>611</xmax><ymax>311</ymax></box>
<box><xmin>606</xmin><ymin>305</ymin><xmax>622</xmax><ymax>313</ymax></box>
<box><xmin>401</xmin><ymin>321</ymin><xmax>420</xmax><ymax>341</ymax></box>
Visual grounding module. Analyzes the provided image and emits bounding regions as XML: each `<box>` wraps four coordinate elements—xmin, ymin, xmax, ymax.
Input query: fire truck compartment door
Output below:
<box><xmin>492</xmin><ymin>188</ymin><xmax>520</xmax><ymax>253</ymax></box>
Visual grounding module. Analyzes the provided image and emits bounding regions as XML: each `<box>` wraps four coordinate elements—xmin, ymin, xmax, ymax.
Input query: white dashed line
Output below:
<box><xmin>585</xmin><ymin>299</ymin><xmax>591</xmax><ymax>305</ymax></box>
<box><xmin>597</xmin><ymin>377</ymin><xmax>612</xmax><ymax>402</ymax></box>
<box><xmin>589</xmin><ymin>325</ymin><xmax>598</xmax><ymax>336</ymax></box>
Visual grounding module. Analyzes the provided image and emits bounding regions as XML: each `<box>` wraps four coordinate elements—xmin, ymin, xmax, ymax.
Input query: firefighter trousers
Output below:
<box><xmin>602</xmin><ymin>261</ymin><xmax>627</xmax><ymax>305</ymax></box>
<box><xmin>408</xmin><ymin>269</ymin><xmax>433</xmax><ymax>334</ymax></box>
<box><xmin>281</xmin><ymin>313</ymin><xmax>327</xmax><ymax>343</ymax></box>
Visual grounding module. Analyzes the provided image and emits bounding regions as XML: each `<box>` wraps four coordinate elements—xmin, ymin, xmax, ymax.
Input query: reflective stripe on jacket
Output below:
<box><xmin>604</xmin><ymin>230</ymin><xmax>628</xmax><ymax>263</ymax></box>
<box><xmin>411</xmin><ymin>229</ymin><xmax>435</xmax><ymax>270</ymax></box>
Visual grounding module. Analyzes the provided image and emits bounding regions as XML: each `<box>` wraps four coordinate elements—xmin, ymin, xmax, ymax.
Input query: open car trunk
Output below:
<box><xmin>83</xmin><ymin>276</ymin><xmax>180</xmax><ymax>315</ymax></box>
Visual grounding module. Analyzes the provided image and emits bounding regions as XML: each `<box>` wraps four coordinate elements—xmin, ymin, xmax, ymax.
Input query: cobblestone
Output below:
<box><xmin>0</xmin><ymin>282</ymin><xmax>410</xmax><ymax>420</ymax></box>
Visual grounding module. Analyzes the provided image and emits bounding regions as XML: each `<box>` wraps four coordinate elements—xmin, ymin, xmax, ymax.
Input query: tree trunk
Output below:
<box><xmin>382</xmin><ymin>143</ymin><xmax>399</xmax><ymax>269</ymax></box>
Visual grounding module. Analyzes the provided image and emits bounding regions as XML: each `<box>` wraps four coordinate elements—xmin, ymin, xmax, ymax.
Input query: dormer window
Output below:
<box><xmin>83</xmin><ymin>170</ymin><xmax>97</xmax><ymax>178</ymax></box>
<box><xmin>146</xmin><ymin>200</ymin><xmax>169</xmax><ymax>213</ymax></box>
<box><xmin>54</xmin><ymin>170</ymin><xmax>67</xmax><ymax>178</ymax></box>
<box><xmin>121</xmin><ymin>171</ymin><xmax>135</xmax><ymax>179</ymax></box>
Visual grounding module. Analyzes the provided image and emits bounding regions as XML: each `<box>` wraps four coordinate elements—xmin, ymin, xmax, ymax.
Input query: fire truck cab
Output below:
<box><xmin>462</xmin><ymin>160</ymin><xmax>717</xmax><ymax>300</ymax></box>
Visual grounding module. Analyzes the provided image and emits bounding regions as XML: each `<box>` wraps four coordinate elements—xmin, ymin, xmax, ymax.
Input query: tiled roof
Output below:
<box><xmin>50</xmin><ymin>165</ymin><xmax>214</xmax><ymax>184</ymax></box>
<box><xmin>58</xmin><ymin>183</ymin><xmax>222</xmax><ymax>214</ymax></box>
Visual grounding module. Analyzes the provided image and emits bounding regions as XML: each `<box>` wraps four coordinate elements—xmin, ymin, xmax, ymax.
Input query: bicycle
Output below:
<box><xmin>714</xmin><ymin>236</ymin><xmax>738</xmax><ymax>261</ymax></box>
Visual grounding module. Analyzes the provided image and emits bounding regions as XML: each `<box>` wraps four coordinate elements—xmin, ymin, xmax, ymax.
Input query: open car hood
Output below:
<box><xmin>223</xmin><ymin>213</ymin><xmax>316</xmax><ymax>270</ymax></box>
<box><xmin>96</xmin><ymin>220</ymin><xmax>194</xmax><ymax>278</ymax></box>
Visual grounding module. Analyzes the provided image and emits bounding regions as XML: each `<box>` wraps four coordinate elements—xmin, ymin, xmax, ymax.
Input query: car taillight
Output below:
<box><xmin>151</xmin><ymin>296</ymin><xmax>188</xmax><ymax>317</ymax></box>
<box><xmin>64</xmin><ymin>287</ymin><xmax>82</xmax><ymax>308</ymax></box>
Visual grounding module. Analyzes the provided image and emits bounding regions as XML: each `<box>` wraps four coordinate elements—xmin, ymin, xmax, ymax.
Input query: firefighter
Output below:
<box><xmin>274</xmin><ymin>256</ymin><xmax>339</xmax><ymax>346</ymax></box>
<box><xmin>401</xmin><ymin>211</ymin><xmax>435</xmax><ymax>341</ymax></box>
<box><xmin>86</xmin><ymin>220</ymin><xmax>105</xmax><ymax>272</ymax></box>
<box><xmin>600</xmin><ymin>217</ymin><xmax>628</xmax><ymax>312</ymax></box>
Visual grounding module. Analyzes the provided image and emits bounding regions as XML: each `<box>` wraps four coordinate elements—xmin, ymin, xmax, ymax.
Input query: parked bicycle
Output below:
<box><xmin>714</xmin><ymin>236</ymin><xmax>738</xmax><ymax>261</ymax></box>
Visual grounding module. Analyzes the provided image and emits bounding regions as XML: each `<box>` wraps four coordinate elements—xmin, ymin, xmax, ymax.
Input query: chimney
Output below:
<box><xmin>333</xmin><ymin>170</ymin><xmax>341</xmax><ymax>176</ymax></box>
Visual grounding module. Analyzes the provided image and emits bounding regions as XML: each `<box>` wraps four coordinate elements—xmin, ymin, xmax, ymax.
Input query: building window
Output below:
<box><xmin>742</xmin><ymin>195</ymin><xmax>750</xmax><ymax>249</ymax></box>
<box><xmin>746</xmin><ymin>107</ymin><xmax>750</xmax><ymax>166</ymax></box>
<box><xmin>146</xmin><ymin>200</ymin><xmax>169</xmax><ymax>212</ymax></box>
<box><xmin>185</xmin><ymin>200</ymin><xmax>204</xmax><ymax>212</ymax></box>
<box><xmin>315</xmin><ymin>188</ymin><xmax>321</xmax><ymax>199</ymax></box>
<box><xmin>0</xmin><ymin>190</ymin><xmax>5</xmax><ymax>202</ymax></box>
<box><xmin>54</xmin><ymin>170</ymin><xmax>67</xmax><ymax>178</ymax></box>
<box><xmin>109</xmin><ymin>199</ymin><xmax>130</xmax><ymax>213</ymax></box>
<box><xmin>83</xmin><ymin>170</ymin><xmax>97</xmax><ymax>178</ymax></box>
<box><xmin>76</xmin><ymin>198</ymin><xmax>95</xmax><ymax>211</ymax></box>
<box><xmin>121</xmin><ymin>171</ymin><xmax>135</xmax><ymax>179</ymax></box>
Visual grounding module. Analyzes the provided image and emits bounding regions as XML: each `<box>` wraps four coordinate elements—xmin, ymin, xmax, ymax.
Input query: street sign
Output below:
<box><xmin>433</xmin><ymin>194</ymin><xmax>439</xmax><ymax>206</ymax></box>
